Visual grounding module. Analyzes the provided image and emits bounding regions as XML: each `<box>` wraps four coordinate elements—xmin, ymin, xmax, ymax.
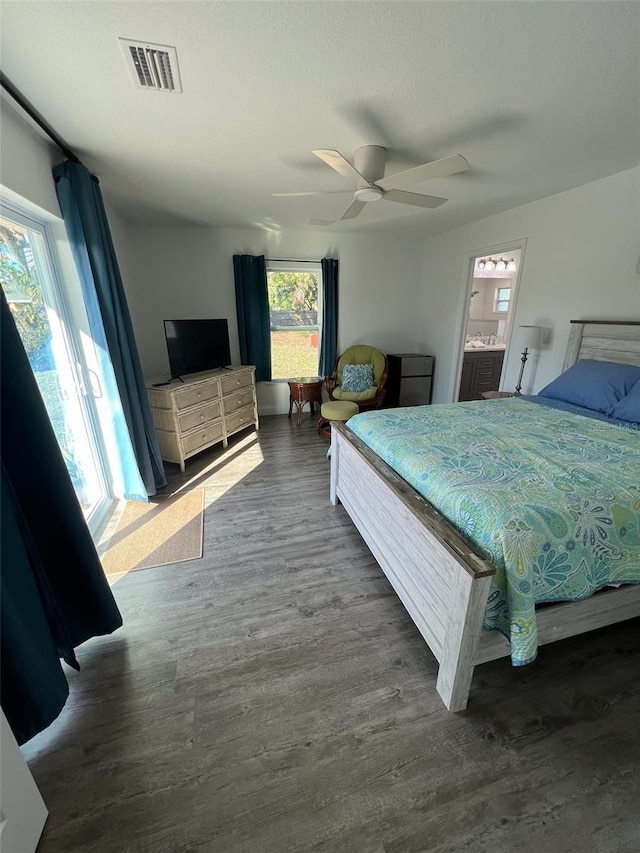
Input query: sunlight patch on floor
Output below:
<box><xmin>99</xmin><ymin>432</ymin><xmax>265</xmax><ymax>584</ymax></box>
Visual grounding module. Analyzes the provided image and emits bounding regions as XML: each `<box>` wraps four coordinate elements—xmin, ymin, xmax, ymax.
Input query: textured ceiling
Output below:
<box><xmin>1</xmin><ymin>1</ymin><xmax>639</xmax><ymax>236</ymax></box>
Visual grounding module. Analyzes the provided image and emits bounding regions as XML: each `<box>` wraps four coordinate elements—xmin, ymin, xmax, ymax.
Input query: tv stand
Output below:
<box><xmin>146</xmin><ymin>366</ymin><xmax>258</xmax><ymax>472</ymax></box>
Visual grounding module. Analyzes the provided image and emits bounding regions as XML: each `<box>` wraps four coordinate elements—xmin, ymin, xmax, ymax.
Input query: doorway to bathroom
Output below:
<box><xmin>456</xmin><ymin>246</ymin><xmax>524</xmax><ymax>401</ymax></box>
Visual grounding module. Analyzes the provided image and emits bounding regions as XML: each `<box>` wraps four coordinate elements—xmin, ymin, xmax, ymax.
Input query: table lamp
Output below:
<box><xmin>514</xmin><ymin>325</ymin><xmax>543</xmax><ymax>395</ymax></box>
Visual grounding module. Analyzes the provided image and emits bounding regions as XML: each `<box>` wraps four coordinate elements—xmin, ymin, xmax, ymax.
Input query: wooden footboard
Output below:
<box><xmin>330</xmin><ymin>421</ymin><xmax>640</xmax><ymax>712</ymax></box>
<box><xmin>330</xmin><ymin>421</ymin><xmax>495</xmax><ymax>711</ymax></box>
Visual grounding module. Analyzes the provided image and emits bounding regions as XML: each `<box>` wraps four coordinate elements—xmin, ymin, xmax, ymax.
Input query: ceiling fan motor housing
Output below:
<box><xmin>352</xmin><ymin>145</ymin><xmax>387</xmax><ymax>183</ymax></box>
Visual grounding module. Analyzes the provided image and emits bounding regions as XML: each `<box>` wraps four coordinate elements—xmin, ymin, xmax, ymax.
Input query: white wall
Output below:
<box><xmin>0</xmin><ymin>100</ymin><xmax>62</xmax><ymax>216</ymax></box>
<box><xmin>123</xmin><ymin>225</ymin><xmax>427</xmax><ymax>414</ymax></box>
<box><xmin>420</xmin><ymin>168</ymin><xmax>640</xmax><ymax>402</ymax></box>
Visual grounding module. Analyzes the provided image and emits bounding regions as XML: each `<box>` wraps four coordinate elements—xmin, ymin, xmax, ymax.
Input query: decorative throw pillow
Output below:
<box><xmin>341</xmin><ymin>363</ymin><xmax>375</xmax><ymax>393</ymax></box>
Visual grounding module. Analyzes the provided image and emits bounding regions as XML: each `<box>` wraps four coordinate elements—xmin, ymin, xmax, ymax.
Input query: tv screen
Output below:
<box><xmin>164</xmin><ymin>319</ymin><xmax>231</xmax><ymax>378</ymax></box>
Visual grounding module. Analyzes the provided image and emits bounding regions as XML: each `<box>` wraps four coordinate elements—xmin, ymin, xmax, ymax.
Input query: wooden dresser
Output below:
<box><xmin>147</xmin><ymin>366</ymin><xmax>258</xmax><ymax>471</ymax></box>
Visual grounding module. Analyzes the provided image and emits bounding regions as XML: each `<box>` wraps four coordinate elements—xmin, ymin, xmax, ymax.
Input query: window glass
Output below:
<box><xmin>494</xmin><ymin>286</ymin><xmax>511</xmax><ymax>313</ymax></box>
<box><xmin>267</xmin><ymin>265</ymin><xmax>322</xmax><ymax>379</ymax></box>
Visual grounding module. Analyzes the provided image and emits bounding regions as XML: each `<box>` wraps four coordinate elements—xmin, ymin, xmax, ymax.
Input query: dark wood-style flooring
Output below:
<box><xmin>23</xmin><ymin>415</ymin><xmax>640</xmax><ymax>852</ymax></box>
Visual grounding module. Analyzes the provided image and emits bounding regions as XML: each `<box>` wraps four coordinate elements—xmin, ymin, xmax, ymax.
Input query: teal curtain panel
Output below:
<box><xmin>233</xmin><ymin>254</ymin><xmax>272</xmax><ymax>381</ymax></box>
<box><xmin>1</xmin><ymin>292</ymin><xmax>123</xmax><ymax>744</ymax></box>
<box><xmin>53</xmin><ymin>160</ymin><xmax>166</xmax><ymax>497</ymax></box>
<box><xmin>319</xmin><ymin>258</ymin><xmax>338</xmax><ymax>376</ymax></box>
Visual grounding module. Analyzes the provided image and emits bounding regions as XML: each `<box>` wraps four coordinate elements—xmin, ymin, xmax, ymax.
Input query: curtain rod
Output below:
<box><xmin>267</xmin><ymin>258</ymin><xmax>323</xmax><ymax>264</ymax></box>
<box><xmin>1</xmin><ymin>73</ymin><xmax>80</xmax><ymax>164</ymax></box>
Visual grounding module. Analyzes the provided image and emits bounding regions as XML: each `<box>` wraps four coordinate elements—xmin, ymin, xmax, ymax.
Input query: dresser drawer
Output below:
<box><xmin>178</xmin><ymin>400</ymin><xmax>222</xmax><ymax>433</ymax></box>
<box><xmin>174</xmin><ymin>381</ymin><xmax>220</xmax><ymax>411</ymax></box>
<box><xmin>225</xmin><ymin>406</ymin><xmax>255</xmax><ymax>436</ymax></box>
<box><xmin>181</xmin><ymin>420</ymin><xmax>225</xmax><ymax>456</ymax></box>
<box><xmin>223</xmin><ymin>388</ymin><xmax>255</xmax><ymax>415</ymax></box>
<box><xmin>220</xmin><ymin>370</ymin><xmax>253</xmax><ymax>396</ymax></box>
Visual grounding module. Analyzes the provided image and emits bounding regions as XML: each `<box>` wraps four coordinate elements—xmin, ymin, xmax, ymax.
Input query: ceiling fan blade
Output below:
<box><xmin>309</xmin><ymin>218</ymin><xmax>335</xmax><ymax>226</ymax></box>
<box><xmin>340</xmin><ymin>199</ymin><xmax>366</xmax><ymax>220</ymax></box>
<box><xmin>273</xmin><ymin>190</ymin><xmax>352</xmax><ymax>197</ymax></box>
<box><xmin>382</xmin><ymin>189</ymin><xmax>447</xmax><ymax>209</ymax></box>
<box><xmin>376</xmin><ymin>154</ymin><xmax>469</xmax><ymax>191</ymax></box>
<box><xmin>312</xmin><ymin>149</ymin><xmax>369</xmax><ymax>187</ymax></box>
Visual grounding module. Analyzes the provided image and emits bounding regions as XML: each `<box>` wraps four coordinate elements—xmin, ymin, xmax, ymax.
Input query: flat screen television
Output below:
<box><xmin>164</xmin><ymin>319</ymin><xmax>231</xmax><ymax>379</ymax></box>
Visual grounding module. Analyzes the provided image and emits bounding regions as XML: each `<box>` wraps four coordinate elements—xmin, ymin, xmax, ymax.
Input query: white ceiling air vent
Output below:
<box><xmin>119</xmin><ymin>39</ymin><xmax>182</xmax><ymax>93</ymax></box>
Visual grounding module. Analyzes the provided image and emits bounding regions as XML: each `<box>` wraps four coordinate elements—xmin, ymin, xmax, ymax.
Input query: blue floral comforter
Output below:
<box><xmin>347</xmin><ymin>398</ymin><xmax>640</xmax><ymax>665</ymax></box>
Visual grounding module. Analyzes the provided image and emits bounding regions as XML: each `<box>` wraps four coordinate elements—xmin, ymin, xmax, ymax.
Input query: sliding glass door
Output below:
<box><xmin>0</xmin><ymin>205</ymin><xmax>110</xmax><ymax>527</ymax></box>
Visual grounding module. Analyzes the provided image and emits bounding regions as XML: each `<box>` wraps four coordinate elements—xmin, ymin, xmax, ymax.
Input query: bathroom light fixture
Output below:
<box><xmin>514</xmin><ymin>325</ymin><xmax>543</xmax><ymax>395</ymax></box>
<box><xmin>476</xmin><ymin>257</ymin><xmax>517</xmax><ymax>274</ymax></box>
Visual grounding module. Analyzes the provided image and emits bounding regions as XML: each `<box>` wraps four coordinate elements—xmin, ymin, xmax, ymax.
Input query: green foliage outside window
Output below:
<box><xmin>0</xmin><ymin>224</ymin><xmax>51</xmax><ymax>359</ymax></box>
<box><xmin>267</xmin><ymin>271</ymin><xmax>318</xmax><ymax>313</ymax></box>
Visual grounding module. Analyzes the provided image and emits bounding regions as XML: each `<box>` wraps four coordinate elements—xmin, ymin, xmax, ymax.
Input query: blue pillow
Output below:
<box><xmin>341</xmin><ymin>363</ymin><xmax>375</xmax><ymax>393</ymax></box>
<box><xmin>538</xmin><ymin>359</ymin><xmax>640</xmax><ymax>414</ymax></box>
<box><xmin>608</xmin><ymin>379</ymin><xmax>640</xmax><ymax>424</ymax></box>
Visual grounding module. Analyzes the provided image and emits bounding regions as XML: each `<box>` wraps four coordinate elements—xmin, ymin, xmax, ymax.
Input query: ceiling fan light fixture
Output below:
<box><xmin>354</xmin><ymin>186</ymin><xmax>383</xmax><ymax>203</ymax></box>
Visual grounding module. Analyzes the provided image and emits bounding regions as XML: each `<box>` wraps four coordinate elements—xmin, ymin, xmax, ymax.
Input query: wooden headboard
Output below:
<box><xmin>563</xmin><ymin>320</ymin><xmax>640</xmax><ymax>370</ymax></box>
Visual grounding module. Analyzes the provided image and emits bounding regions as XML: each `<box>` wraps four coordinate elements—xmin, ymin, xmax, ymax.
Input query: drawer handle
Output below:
<box><xmin>200</xmin><ymin>414</ymin><xmax>205</xmax><ymax>420</ymax></box>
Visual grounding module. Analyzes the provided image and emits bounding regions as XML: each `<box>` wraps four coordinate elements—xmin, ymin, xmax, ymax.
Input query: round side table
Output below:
<box><xmin>288</xmin><ymin>376</ymin><xmax>323</xmax><ymax>425</ymax></box>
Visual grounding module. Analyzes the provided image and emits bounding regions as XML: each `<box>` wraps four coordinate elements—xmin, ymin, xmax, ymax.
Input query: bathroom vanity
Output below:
<box><xmin>458</xmin><ymin>346</ymin><xmax>505</xmax><ymax>401</ymax></box>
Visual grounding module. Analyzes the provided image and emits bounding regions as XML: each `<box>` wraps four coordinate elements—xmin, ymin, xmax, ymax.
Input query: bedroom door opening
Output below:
<box><xmin>456</xmin><ymin>245</ymin><xmax>524</xmax><ymax>401</ymax></box>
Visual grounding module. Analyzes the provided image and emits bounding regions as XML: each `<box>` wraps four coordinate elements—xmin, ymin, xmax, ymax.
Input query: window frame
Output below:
<box><xmin>494</xmin><ymin>285</ymin><xmax>511</xmax><ymax>314</ymax></box>
<box><xmin>1</xmin><ymin>199</ymin><xmax>113</xmax><ymax>532</ymax></box>
<box><xmin>266</xmin><ymin>260</ymin><xmax>323</xmax><ymax>381</ymax></box>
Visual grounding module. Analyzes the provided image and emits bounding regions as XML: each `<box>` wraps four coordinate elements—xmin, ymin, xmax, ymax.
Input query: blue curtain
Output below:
<box><xmin>1</xmin><ymin>292</ymin><xmax>123</xmax><ymax>744</ymax></box>
<box><xmin>233</xmin><ymin>254</ymin><xmax>272</xmax><ymax>381</ymax></box>
<box><xmin>319</xmin><ymin>258</ymin><xmax>339</xmax><ymax>376</ymax></box>
<box><xmin>53</xmin><ymin>161</ymin><xmax>166</xmax><ymax>497</ymax></box>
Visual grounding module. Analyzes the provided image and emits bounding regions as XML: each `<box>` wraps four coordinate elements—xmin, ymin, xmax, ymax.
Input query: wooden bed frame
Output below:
<box><xmin>330</xmin><ymin>320</ymin><xmax>640</xmax><ymax>712</ymax></box>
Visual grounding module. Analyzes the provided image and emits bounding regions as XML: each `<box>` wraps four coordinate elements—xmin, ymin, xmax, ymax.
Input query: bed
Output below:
<box><xmin>329</xmin><ymin>320</ymin><xmax>640</xmax><ymax>711</ymax></box>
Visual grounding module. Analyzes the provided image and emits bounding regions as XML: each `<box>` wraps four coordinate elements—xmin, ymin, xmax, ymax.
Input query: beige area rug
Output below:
<box><xmin>101</xmin><ymin>490</ymin><xmax>204</xmax><ymax>578</ymax></box>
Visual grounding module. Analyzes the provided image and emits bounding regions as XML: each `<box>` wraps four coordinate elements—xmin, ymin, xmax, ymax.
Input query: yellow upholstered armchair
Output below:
<box><xmin>323</xmin><ymin>343</ymin><xmax>388</xmax><ymax>411</ymax></box>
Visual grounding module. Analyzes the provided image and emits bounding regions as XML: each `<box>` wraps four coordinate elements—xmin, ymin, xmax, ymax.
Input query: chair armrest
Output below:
<box><xmin>323</xmin><ymin>375</ymin><xmax>337</xmax><ymax>396</ymax></box>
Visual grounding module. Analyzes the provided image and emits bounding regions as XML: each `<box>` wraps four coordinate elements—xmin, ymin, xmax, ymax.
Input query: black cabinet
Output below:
<box><xmin>386</xmin><ymin>354</ymin><xmax>434</xmax><ymax>407</ymax></box>
<box><xmin>458</xmin><ymin>350</ymin><xmax>505</xmax><ymax>401</ymax></box>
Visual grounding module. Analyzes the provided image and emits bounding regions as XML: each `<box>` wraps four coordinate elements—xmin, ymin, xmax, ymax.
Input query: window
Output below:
<box><xmin>0</xmin><ymin>204</ymin><xmax>111</xmax><ymax>528</ymax></box>
<box><xmin>267</xmin><ymin>262</ymin><xmax>322</xmax><ymax>379</ymax></box>
<box><xmin>494</xmin><ymin>286</ymin><xmax>511</xmax><ymax>313</ymax></box>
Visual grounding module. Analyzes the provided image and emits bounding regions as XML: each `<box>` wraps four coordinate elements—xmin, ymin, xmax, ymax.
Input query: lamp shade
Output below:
<box><xmin>518</xmin><ymin>325</ymin><xmax>543</xmax><ymax>350</ymax></box>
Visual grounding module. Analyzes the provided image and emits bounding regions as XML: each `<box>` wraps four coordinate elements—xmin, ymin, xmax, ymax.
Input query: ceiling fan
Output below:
<box><xmin>273</xmin><ymin>146</ymin><xmax>469</xmax><ymax>223</ymax></box>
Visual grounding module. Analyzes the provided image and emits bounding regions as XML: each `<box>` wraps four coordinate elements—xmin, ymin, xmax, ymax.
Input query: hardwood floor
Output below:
<box><xmin>23</xmin><ymin>415</ymin><xmax>640</xmax><ymax>853</ymax></box>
